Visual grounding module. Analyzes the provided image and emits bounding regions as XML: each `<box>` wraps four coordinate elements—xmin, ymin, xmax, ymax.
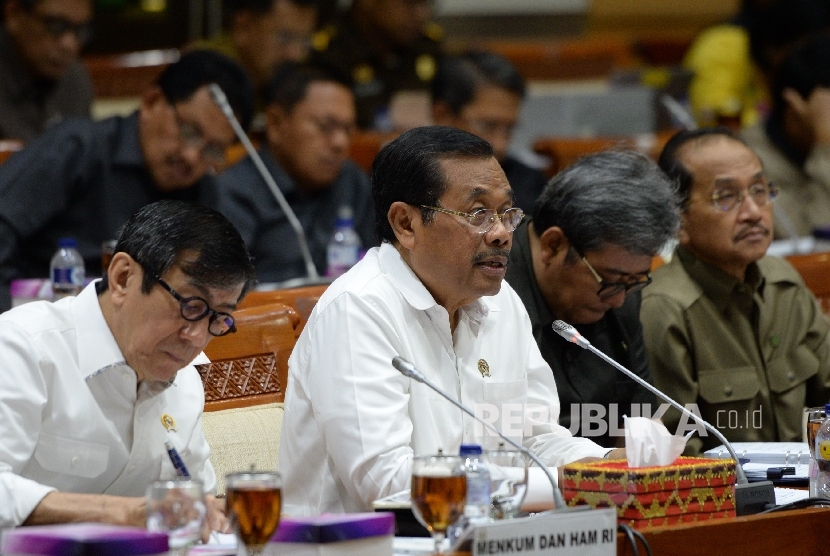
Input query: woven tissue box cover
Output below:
<box><xmin>562</xmin><ymin>457</ymin><xmax>736</xmax><ymax>529</ymax></box>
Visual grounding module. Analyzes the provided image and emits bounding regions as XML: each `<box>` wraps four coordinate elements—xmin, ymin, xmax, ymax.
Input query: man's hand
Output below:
<box><xmin>201</xmin><ymin>495</ymin><xmax>229</xmax><ymax>543</ymax></box>
<box><xmin>783</xmin><ymin>86</ymin><xmax>830</xmax><ymax>146</ymax></box>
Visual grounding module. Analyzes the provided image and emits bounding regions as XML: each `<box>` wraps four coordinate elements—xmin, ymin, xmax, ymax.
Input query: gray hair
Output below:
<box><xmin>531</xmin><ymin>150</ymin><xmax>679</xmax><ymax>256</ymax></box>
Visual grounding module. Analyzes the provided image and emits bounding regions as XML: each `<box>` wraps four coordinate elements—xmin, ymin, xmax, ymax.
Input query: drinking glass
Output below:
<box><xmin>225</xmin><ymin>471</ymin><xmax>282</xmax><ymax>555</ymax></box>
<box><xmin>411</xmin><ymin>454</ymin><xmax>467</xmax><ymax>554</ymax></box>
<box><xmin>806</xmin><ymin>407</ymin><xmax>826</xmax><ymax>457</ymax></box>
<box><xmin>484</xmin><ymin>448</ymin><xmax>529</xmax><ymax>519</ymax></box>
<box><xmin>146</xmin><ymin>479</ymin><xmax>206</xmax><ymax>555</ymax></box>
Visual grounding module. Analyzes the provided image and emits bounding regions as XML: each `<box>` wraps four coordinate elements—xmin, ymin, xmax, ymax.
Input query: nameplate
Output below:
<box><xmin>472</xmin><ymin>508</ymin><xmax>616</xmax><ymax>556</ymax></box>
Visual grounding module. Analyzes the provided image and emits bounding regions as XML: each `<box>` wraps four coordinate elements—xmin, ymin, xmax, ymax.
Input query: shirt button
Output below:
<box><xmin>724</xmin><ymin>386</ymin><xmax>733</xmax><ymax>397</ymax></box>
<box><xmin>787</xmin><ymin>371</ymin><xmax>796</xmax><ymax>382</ymax></box>
<box><xmin>70</xmin><ymin>456</ymin><xmax>79</xmax><ymax>466</ymax></box>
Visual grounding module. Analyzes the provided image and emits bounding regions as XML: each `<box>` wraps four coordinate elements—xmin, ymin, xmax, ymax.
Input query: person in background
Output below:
<box><xmin>0</xmin><ymin>200</ymin><xmax>256</xmax><ymax>530</ymax></box>
<box><xmin>0</xmin><ymin>0</ymin><xmax>93</xmax><ymax>141</ymax></box>
<box><xmin>311</xmin><ymin>0</ymin><xmax>442</xmax><ymax>131</ymax></box>
<box><xmin>214</xmin><ymin>62</ymin><xmax>375</xmax><ymax>284</ymax></box>
<box><xmin>279</xmin><ymin>126</ymin><xmax>620</xmax><ymax>516</ymax></box>
<box><xmin>431</xmin><ymin>50</ymin><xmax>546</xmax><ymax>213</ymax></box>
<box><xmin>743</xmin><ymin>34</ymin><xmax>830</xmax><ymax>237</ymax></box>
<box><xmin>505</xmin><ymin>151</ymin><xmax>679</xmax><ymax>448</ymax></box>
<box><xmin>0</xmin><ymin>50</ymin><xmax>254</xmax><ymax>312</ymax></box>
<box><xmin>189</xmin><ymin>0</ymin><xmax>322</xmax><ymax>109</ymax></box>
<box><xmin>643</xmin><ymin>127</ymin><xmax>830</xmax><ymax>455</ymax></box>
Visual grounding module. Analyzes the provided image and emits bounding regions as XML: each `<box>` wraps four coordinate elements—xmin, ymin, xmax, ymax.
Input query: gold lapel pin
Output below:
<box><xmin>478</xmin><ymin>359</ymin><xmax>491</xmax><ymax>378</ymax></box>
<box><xmin>161</xmin><ymin>414</ymin><xmax>177</xmax><ymax>433</ymax></box>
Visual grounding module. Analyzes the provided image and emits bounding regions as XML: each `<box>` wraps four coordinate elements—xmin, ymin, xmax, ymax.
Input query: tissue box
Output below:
<box><xmin>0</xmin><ymin>523</ymin><xmax>168</xmax><ymax>555</ymax></box>
<box><xmin>270</xmin><ymin>512</ymin><xmax>395</xmax><ymax>556</ymax></box>
<box><xmin>561</xmin><ymin>457</ymin><xmax>736</xmax><ymax>529</ymax></box>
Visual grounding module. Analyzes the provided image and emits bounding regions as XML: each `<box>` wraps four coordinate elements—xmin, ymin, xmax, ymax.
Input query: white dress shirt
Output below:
<box><xmin>0</xmin><ymin>282</ymin><xmax>215</xmax><ymax>527</ymax></box>
<box><xmin>280</xmin><ymin>243</ymin><xmax>607</xmax><ymax>515</ymax></box>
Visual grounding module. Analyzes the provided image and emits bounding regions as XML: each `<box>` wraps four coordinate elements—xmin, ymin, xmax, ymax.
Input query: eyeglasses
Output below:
<box><xmin>153</xmin><ymin>274</ymin><xmax>236</xmax><ymax>337</ymax></box>
<box><xmin>32</xmin><ymin>12</ymin><xmax>93</xmax><ymax>44</ymax></box>
<box><xmin>581</xmin><ymin>255</ymin><xmax>652</xmax><ymax>300</ymax></box>
<box><xmin>420</xmin><ymin>205</ymin><xmax>524</xmax><ymax>234</ymax></box>
<box><xmin>461</xmin><ymin>117</ymin><xmax>516</xmax><ymax>139</ymax></box>
<box><xmin>172</xmin><ymin>106</ymin><xmax>227</xmax><ymax>165</ymax></box>
<box><xmin>275</xmin><ymin>30</ymin><xmax>313</xmax><ymax>50</ymax></box>
<box><xmin>307</xmin><ymin>115</ymin><xmax>356</xmax><ymax>138</ymax></box>
<box><xmin>707</xmin><ymin>182</ymin><xmax>779</xmax><ymax>212</ymax></box>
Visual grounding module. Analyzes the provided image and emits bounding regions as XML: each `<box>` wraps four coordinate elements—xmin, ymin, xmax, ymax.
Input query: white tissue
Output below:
<box><xmin>624</xmin><ymin>416</ymin><xmax>689</xmax><ymax>467</ymax></box>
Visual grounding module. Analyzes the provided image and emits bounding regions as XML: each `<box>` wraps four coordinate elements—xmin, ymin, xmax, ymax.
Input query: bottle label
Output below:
<box><xmin>52</xmin><ymin>267</ymin><xmax>84</xmax><ymax>286</ymax></box>
<box><xmin>326</xmin><ymin>245</ymin><xmax>360</xmax><ymax>278</ymax></box>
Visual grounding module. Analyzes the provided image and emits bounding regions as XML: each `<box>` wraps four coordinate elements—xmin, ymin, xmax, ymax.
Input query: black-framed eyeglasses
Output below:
<box><xmin>707</xmin><ymin>182</ymin><xmax>779</xmax><ymax>212</ymax></box>
<box><xmin>420</xmin><ymin>205</ymin><xmax>524</xmax><ymax>234</ymax></box>
<box><xmin>581</xmin><ymin>255</ymin><xmax>652</xmax><ymax>300</ymax></box>
<box><xmin>153</xmin><ymin>275</ymin><xmax>236</xmax><ymax>337</ymax></box>
<box><xmin>171</xmin><ymin>105</ymin><xmax>227</xmax><ymax>166</ymax></box>
<box><xmin>32</xmin><ymin>12</ymin><xmax>93</xmax><ymax>44</ymax></box>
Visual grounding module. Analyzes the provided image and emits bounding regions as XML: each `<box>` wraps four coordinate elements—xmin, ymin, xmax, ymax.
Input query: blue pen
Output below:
<box><xmin>165</xmin><ymin>440</ymin><xmax>191</xmax><ymax>478</ymax></box>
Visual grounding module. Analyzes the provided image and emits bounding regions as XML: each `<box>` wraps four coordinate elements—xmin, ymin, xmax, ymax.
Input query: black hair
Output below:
<box><xmin>371</xmin><ymin>126</ymin><xmax>494</xmax><ymax>244</ymax></box>
<box><xmin>265</xmin><ymin>61</ymin><xmax>350</xmax><ymax>112</ymax></box>
<box><xmin>156</xmin><ymin>50</ymin><xmax>255</xmax><ymax>131</ymax></box>
<box><xmin>532</xmin><ymin>150</ymin><xmax>678</xmax><ymax>257</ymax></box>
<box><xmin>431</xmin><ymin>50</ymin><xmax>526</xmax><ymax>114</ymax></box>
<box><xmin>101</xmin><ymin>201</ymin><xmax>256</xmax><ymax>299</ymax></box>
<box><xmin>657</xmin><ymin>127</ymin><xmax>747</xmax><ymax>207</ymax></box>
<box><xmin>747</xmin><ymin>0</ymin><xmax>830</xmax><ymax>72</ymax></box>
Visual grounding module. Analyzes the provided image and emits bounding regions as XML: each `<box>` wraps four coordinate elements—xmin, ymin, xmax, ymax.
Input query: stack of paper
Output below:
<box><xmin>704</xmin><ymin>442</ymin><xmax>809</xmax><ymax>481</ymax></box>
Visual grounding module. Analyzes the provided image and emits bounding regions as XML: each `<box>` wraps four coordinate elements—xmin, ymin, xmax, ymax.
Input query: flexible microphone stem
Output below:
<box><xmin>208</xmin><ymin>83</ymin><xmax>319</xmax><ymax>281</ymax></box>
<box><xmin>391</xmin><ymin>356</ymin><xmax>568</xmax><ymax>510</ymax></box>
<box><xmin>552</xmin><ymin>320</ymin><xmax>749</xmax><ymax>485</ymax></box>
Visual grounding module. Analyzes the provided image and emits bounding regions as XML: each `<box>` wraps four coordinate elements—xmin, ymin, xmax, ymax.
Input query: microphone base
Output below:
<box><xmin>734</xmin><ymin>480</ymin><xmax>776</xmax><ymax>515</ymax></box>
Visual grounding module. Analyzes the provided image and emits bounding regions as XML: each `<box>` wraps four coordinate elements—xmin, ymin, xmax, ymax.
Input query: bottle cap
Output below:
<box><xmin>825</xmin><ymin>403</ymin><xmax>830</xmax><ymax>414</ymax></box>
<box><xmin>58</xmin><ymin>237</ymin><xmax>78</xmax><ymax>248</ymax></box>
<box><xmin>459</xmin><ymin>444</ymin><xmax>482</xmax><ymax>456</ymax></box>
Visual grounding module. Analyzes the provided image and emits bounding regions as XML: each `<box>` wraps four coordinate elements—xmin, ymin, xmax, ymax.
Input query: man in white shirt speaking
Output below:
<box><xmin>280</xmin><ymin>126</ymin><xmax>621</xmax><ymax>515</ymax></box>
<box><xmin>0</xmin><ymin>200</ymin><xmax>256</xmax><ymax>529</ymax></box>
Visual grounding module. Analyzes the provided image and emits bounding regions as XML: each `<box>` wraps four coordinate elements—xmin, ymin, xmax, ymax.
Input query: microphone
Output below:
<box><xmin>551</xmin><ymin>320</ymin><xmax>776</xmax><ymax>515</ymax></box>
<box><xmin>208</xmin><ymin>83</ymin><xmax>329</xmax><ymax>287</ymax></box>
<box><xmin>391</xmin><ymin>356</ymin><xmax>575</xmax><ymax>512</ymax></box>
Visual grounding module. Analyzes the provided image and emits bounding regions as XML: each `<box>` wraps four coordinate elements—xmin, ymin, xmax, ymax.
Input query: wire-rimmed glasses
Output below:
<box><xmin>580</xmin><ymin>255</ymin><xmax>652</xmax><ymax>300</ymax></box>
<box><xmin>420</xmin><ymin>205</ymin><xmax>524</xmax><ymax>234</ymax></box>
<box><xmin>708</xmin><ymin>182</ymin><xmax>779</xmax><ymax>212</ymax></box>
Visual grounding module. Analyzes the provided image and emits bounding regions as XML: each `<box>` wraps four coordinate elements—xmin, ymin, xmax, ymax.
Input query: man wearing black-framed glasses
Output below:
<box><xmin>505</xmin><ymin>150</ymin><xmax>679</xmax><ymax>448</ymax></box>
<box><xmin>0</xmin><ymin>0</ymin><xmax>93</xmax><ymax>141</ymax></box>
<box><xmin>0</xmin><ymin>200</ymin><xmax>256</xmax><ymax>531</ymax></box>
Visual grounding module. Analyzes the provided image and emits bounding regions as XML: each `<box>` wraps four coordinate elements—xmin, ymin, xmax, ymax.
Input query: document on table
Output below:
<box><xmin>704</xmin><ymin>442</ymin><xmax>810</xmax><ymax>481</ymax></box>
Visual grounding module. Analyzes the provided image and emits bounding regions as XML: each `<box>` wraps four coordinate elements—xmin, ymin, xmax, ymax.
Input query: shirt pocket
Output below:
<box><xmin>33</xmin><ymin>433</ymin><xmax>109</xmax><ymax>479</ymax></box>
<box><xmin>699</xmin><ymin>366</ymin><xmax>759</xmax><ymax>405</ymax></box>
<box><xmin>482</xmin><ymin>380</ymin><xmax>528</xmax><ymax>403</ymax></box>
<box><xmin>766</xmin><ymin>346</ymin><xmax>819</xmax><ymax>394</ymax></box>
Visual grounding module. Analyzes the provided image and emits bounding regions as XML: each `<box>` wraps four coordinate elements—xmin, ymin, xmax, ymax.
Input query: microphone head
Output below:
<box><xmin>391</xmin><ymin>356</ymin><xmax>425</xmax><ymax>382</ymax></box>
<box><xmin>552</xmin><ymin>320</ymin><xmax>590</xmax><ymax>348</ymax></box>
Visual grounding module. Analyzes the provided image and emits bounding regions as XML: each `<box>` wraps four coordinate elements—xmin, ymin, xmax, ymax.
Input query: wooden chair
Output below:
<box><xmin>0</xmin><ymin>140</ymin><xmax>23</xmax><ymax>165</ymax></box>
<box><xmin>785</xmin><ymin>252</ymin><xmax>830</xmax><ymax>316</ymax></box>
<box><xmin>84</xmin><ymin>49</ymin><xmax>179</xmax><ymax>98</ymax></box>
<box><xmin>198</xmin><ymin>302</ymin><xmax>300</xmax><ymax>493</ymax></box>
<box><xmin>238</xmin><ymin>284</ymin><xmax>328</xmax><ymax>337</ymax></box>
<box><xmin>348</xmin><ymin>130</ymin><xmax>398</xmax><ymax>173</ymax></box>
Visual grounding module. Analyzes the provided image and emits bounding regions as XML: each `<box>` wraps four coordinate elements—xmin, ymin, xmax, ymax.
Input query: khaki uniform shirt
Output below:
<box><xmin>641</xmin><ymin>246</ymin><xmax>830</xmax><ymax>454</ymax></box>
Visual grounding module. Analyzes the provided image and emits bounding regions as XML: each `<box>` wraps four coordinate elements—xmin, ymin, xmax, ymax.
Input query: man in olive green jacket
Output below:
<box><xmin>643</xmin><ymin>128</ymin><xmax>830</xmax><ymax>454</ymax></box>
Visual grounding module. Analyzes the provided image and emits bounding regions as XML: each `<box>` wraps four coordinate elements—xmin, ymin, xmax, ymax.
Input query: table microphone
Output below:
<box><xmin>551</xmin><ymin>320</ymin><xmax>776</xmax><ymax>515</ymax></box>
<box><xmin>208</xmin><ymin>83</ymin><xmax>328</xmax><ymax>287</ymax></box>
<box><xmin>391</xmin><ymin>356</ymin><xmax>577</xmax><ymax>511</ymax></box>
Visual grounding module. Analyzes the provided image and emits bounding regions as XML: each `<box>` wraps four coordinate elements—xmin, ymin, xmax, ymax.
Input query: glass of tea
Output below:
<box><xmin>225</xmin><ymin>471</ymin><xmax>282</xmax><ymax>555</ymax></box>
<box><xmin>807</xmin><ymin>407</ymin><xmax>827</xmax><ymax>458</ymax></box>
<box><xmin>411</xmin><ymin>453</ymin><xmax>466</xmax><ymax>554</ymax></box>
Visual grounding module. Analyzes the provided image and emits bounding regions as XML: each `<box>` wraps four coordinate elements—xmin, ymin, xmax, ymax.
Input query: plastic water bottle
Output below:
<box><xmin>326</xmin><ymin>206</ymin><xmax>361</xmax><ymax>278</ymax></box>
<box><xmin>814</xmin><ymin>403</ymin><xmax>830</xmax><ymax>499</ymax></box>
<box><xmin>460</xmin><ymin>444</ymin><xmax>491</xmax><ymax>524</ymax></box>
<box><xmin>50</xmin><ymin>238</ymin><xmax>85</xmax><ymax>299</ymax></box>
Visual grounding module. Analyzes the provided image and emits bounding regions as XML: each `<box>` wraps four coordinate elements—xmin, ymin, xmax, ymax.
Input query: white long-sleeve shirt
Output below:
<box><xmin>0</xmin><ymin>282</ymin><xmax>215</xmax><ymax>527</ymax></box>
<box><xmin>279</xmin><ymin>243</ymin><xmax>607</xmax><ymax>515</ymax></box>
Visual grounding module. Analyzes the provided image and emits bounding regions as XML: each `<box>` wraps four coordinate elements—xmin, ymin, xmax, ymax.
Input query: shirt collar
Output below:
<box><xmin>508</xmin><ymin>219</ymin><xmax>554</xmax><ymax>327</ymax></box>
<box><xmin>676</xmin><ymin>245</ymin><xmax>765</xmax><ymax>310</ymax></box>
<box><xmin>73</xmin><ymin>281</ymin><xmax>129</xmax><ymax>380</ymax></box>
<box><xmin>377</xmin><ymin>241</ymin><xmax>490</xmax><ymax>321</ymax></box>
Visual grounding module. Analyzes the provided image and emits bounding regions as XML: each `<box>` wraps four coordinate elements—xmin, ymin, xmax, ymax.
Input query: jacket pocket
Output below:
<box><xmin>482</xmin><ymin>380</ymin><xmax>527</xmax><ymax>403</ymax></box>
<box><xmin>766</xmin><ymin>346</ymin><xmax>819</xmax><ymax>394</ymax></box>
<box><xmin>699</xmin><ymin>366</ymin><xmax>759</xmax><ymax>405</ymax></box>
<box><xmin>33</xmin><ymin>433</ymin><xmax>109</xmax><ymax>479</ymax></box>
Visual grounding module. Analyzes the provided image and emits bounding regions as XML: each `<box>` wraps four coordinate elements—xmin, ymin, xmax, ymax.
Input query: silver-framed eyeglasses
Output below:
<box><xmin>172</xmin><ymin>106</ymin><xmax>227</xmax><ymax>166</ymax></box>
<box><xmin>420</xmin><ymin>205</ymin><xmax>524</xmax><ymax>234</ymax></box>
<box><xmin>153</xmin><ymin>275</ymin><xmax>236</xmax><ymax>336</ymax></box>
<box><xmin>709</xmin><ymin>182</ymin><xmax>779</xmax><ymax>212</ymax></box>
<box><xmin>581</xmin><ymin>255</ymin><xmax>652</xmax><ymax>300</ymax></box>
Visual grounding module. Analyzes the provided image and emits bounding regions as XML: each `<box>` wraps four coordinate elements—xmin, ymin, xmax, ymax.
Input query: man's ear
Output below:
<box><xmin>677</xmin><ymin>216</ymin><xmax>691</xmax><ymax>245</ymax></box>
<box><xmin>140</xmin><ymin>86</ymin><xmax>166</xmax><ymax>113</ymax></box>
<box><xmin>538</xmin><ymin>226</ymin><xmax>569</xmax><ymax>266</ymax></box>
<box><xmin>265</xmin><ymin>104</ymin><xmax>287</xmax><ymax>147</ymax></box>
<box><xmin>388</xmin><ymin>201</ymin><xmax>418</xmax><ymax>250</ymax></box>
<box><xmin>106</xmin><ymin>252</ymin><xmax>138</xmax><ymax>306</ymax></box>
